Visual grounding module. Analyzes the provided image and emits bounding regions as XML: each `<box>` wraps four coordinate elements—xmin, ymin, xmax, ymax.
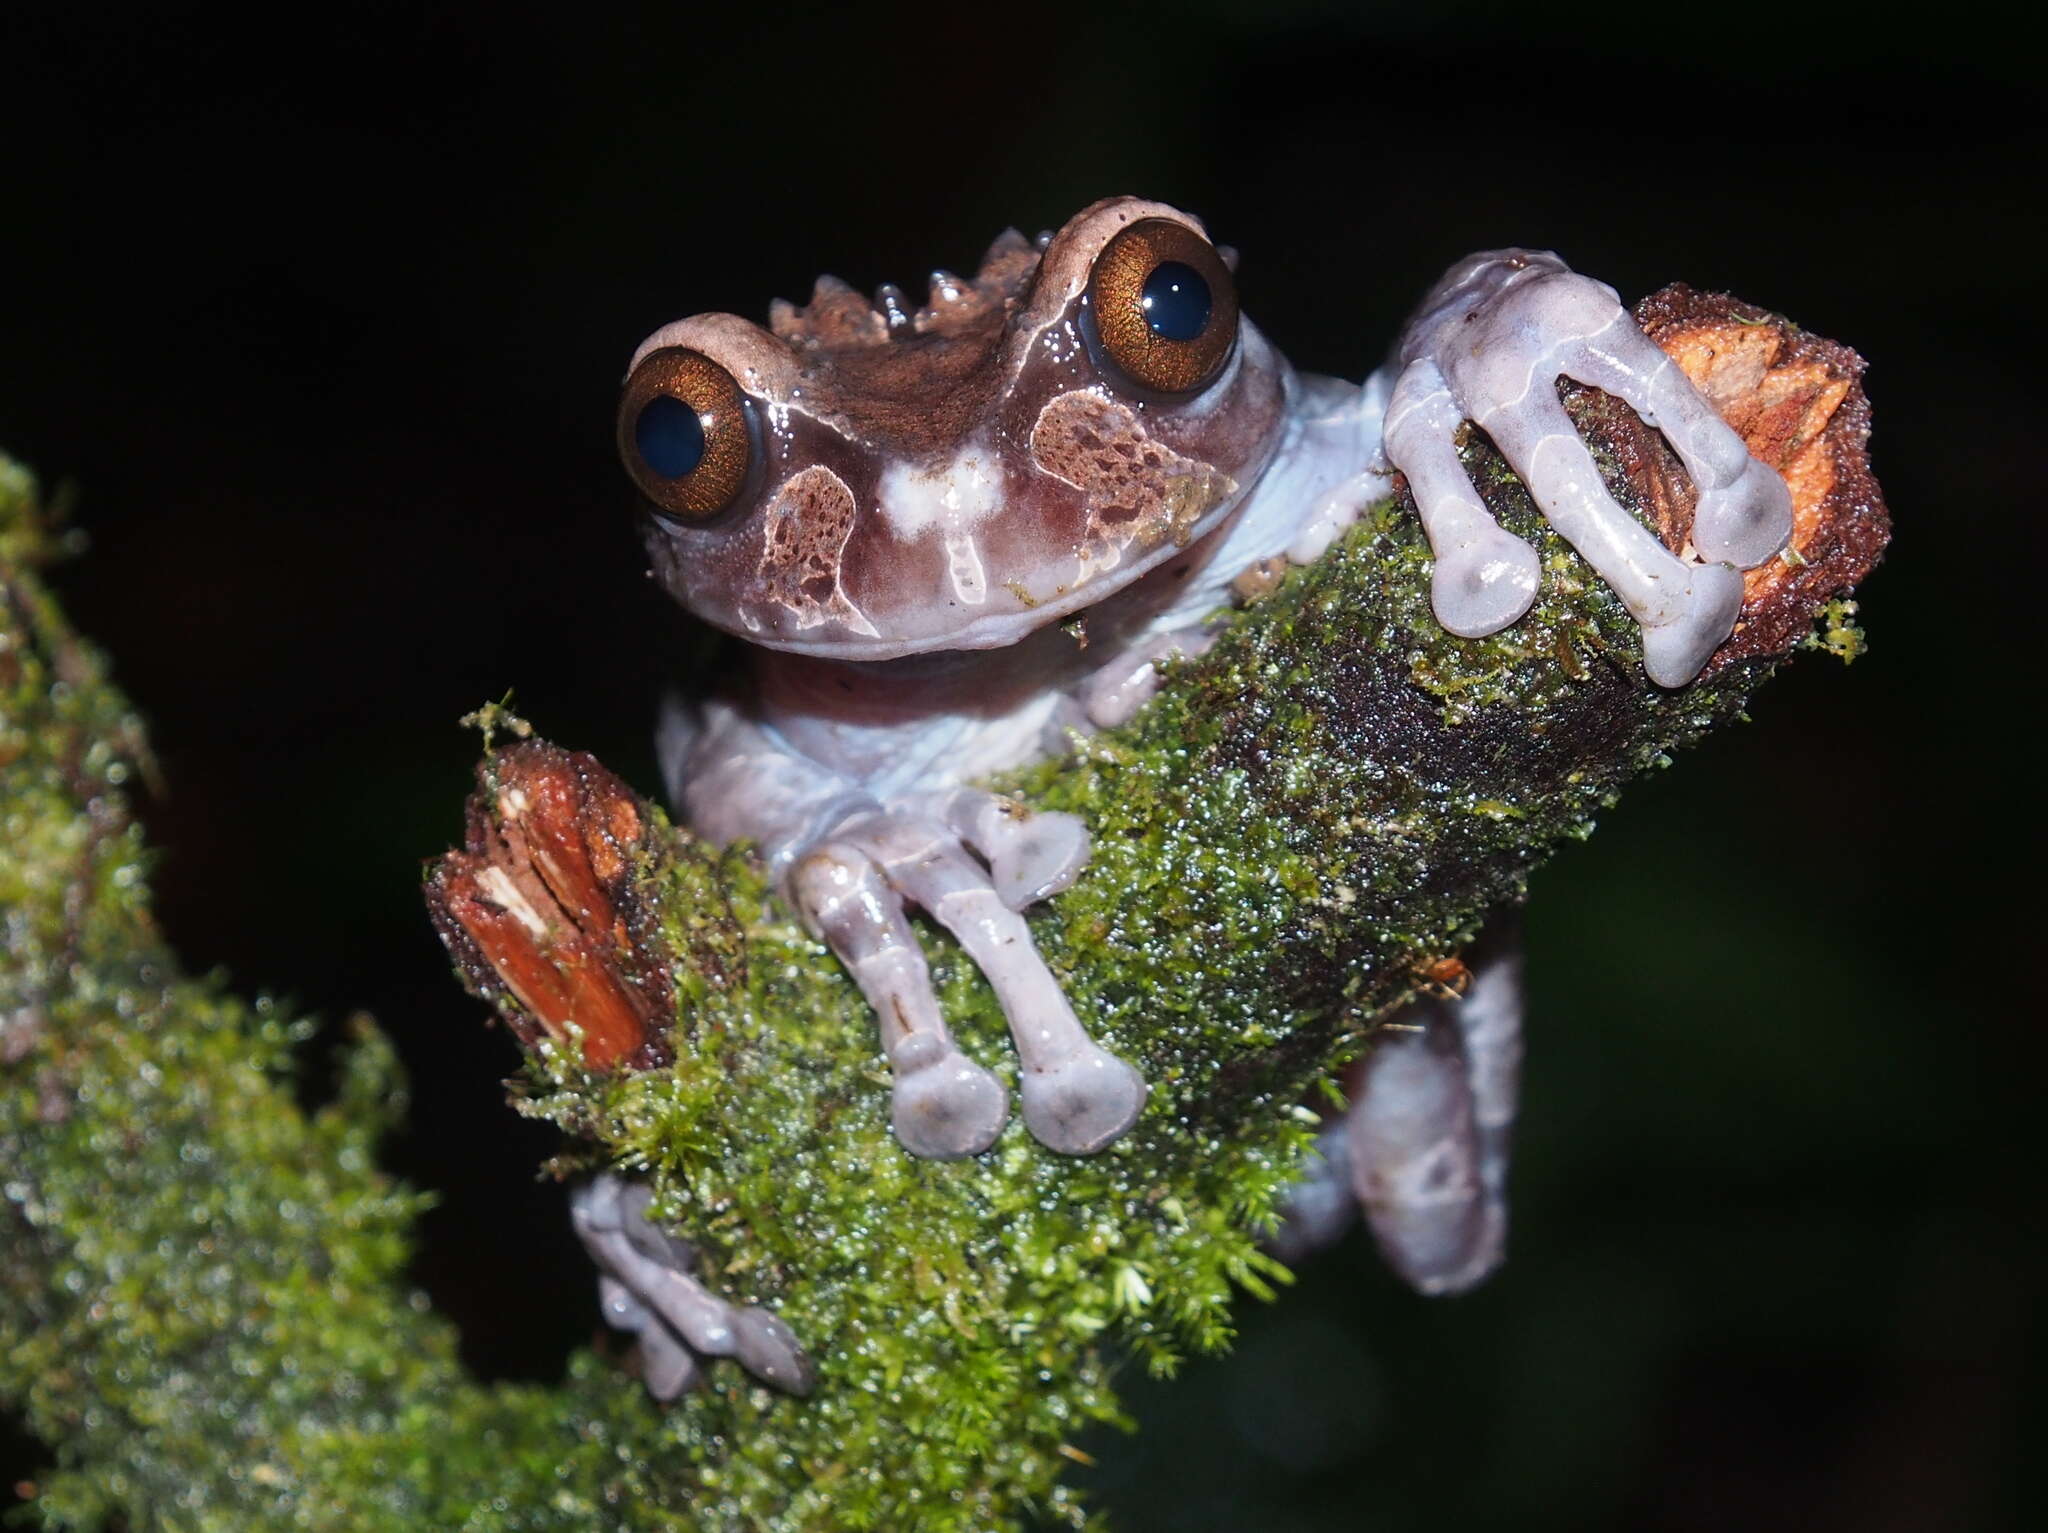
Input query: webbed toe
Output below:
<box><xmin>889</xmin><ymin>1031</ymin><xmax>1008</xmax><ymax>1158</ymax></box>
<box><xmin>1018</xmin><ymin>1041</ymin><xmax>1148</xmax><ymax>1155</ymax></box>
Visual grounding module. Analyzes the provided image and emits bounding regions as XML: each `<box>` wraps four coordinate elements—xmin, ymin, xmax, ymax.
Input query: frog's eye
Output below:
<box><xmin>618</xmin><ymin>348</ymin><xmax>754</xmax><ymax>521</ymax></box>
<box><xmin>1085</xmin><ymin>218</ymin><xmax>1239</xmax><ymax>396</ymax></box>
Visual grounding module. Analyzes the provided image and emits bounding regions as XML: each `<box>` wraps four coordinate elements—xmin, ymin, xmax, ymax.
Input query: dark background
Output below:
<box><xmin>3</xmin><ymin>3</ymin><xmax>2038</xmax><ymax>1528</ymax></box>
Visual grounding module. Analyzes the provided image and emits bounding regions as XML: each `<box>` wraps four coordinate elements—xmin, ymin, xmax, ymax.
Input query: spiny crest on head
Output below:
<box><xmin>767</xmin><ymin>228</ymin><xmax>1040</xmax><ymax>351</ymax></box>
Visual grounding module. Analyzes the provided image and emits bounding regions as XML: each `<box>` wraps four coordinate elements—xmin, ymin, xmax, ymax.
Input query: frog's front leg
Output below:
<box><xmin>790</xmin><ymin>835</ymin><xmax>1010</xmax><ymax>1158</ymax></box>
<box><xmin>1381</xmin><ymin>250</ymin><xmax>1792</xmax><ymax>685</ymax></box>
<box><xmin>674</xmin><ymin>699</ymin><xmax>1146</xmax><ymax>1158</ymax></box>
<box><xmin>810</xmin><ymin>805</ymin><xmax>1146</xmax><ymax>1155</ymax></box>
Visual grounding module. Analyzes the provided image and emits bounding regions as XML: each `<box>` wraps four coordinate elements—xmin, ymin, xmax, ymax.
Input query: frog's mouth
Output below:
<box><xmin>649</xmin><ymin>438</ymin><xmax>1262</xmax><ymax>665</ymax></box>
<box><xmin>734</xmin><ymin>457</ymin><xmax>1263</xmax><ymax>664</ymax></box>
<box><xmin>736</xmin><ymin>349</ymin><xmax>1269</xmax><ymax>659</ymax></box>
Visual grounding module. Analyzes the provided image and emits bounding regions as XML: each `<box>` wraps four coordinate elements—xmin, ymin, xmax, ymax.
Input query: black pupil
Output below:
<box><xmin>1140</xmin><ymin>260</ymin><xmax>1211</xmax><ymax>342</ymax></box>
<box><xmin>636</xmin><ymin>393</ymin><xmax>705</xmax><ymax>478</ymax></box>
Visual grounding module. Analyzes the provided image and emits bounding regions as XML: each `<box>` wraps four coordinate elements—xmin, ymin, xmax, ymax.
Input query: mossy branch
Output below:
<box><xmin>2</xmin><ymin>292</ymin><xmax>1885</xmax><ymax>1530</ymax></box>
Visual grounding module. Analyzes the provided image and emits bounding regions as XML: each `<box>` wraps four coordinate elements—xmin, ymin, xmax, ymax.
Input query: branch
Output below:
<box><xmin>2</xmin><ymin>291</ymin><xmax>1885</xmax><ymax>1530</ymax></box>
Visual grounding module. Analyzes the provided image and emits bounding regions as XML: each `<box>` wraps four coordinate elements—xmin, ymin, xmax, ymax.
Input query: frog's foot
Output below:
<box><xmin>798</xmin><ymin>807</ymin><xmax>1146</xmax><ymax>1156</ymax></box>
<box><xmin>1350</xmin><ymin>923</ymin><xmax>1524</xmax><ymax>1296</ymax></box>
<box><xmin>937</xmin><ymin>788</ymin><xmax>1091</xmax><ymax>910</ymax></box>
<box><xmin>1270</xmin><ymin>1118</ymin><xmax>1357</xmax><ymax>1265</ymax></box>
<box><xmin>1384</xmin><ymin>252</ymin><xmax>1790</xmax><ymax>686</ymax></box>
<box><xmin>571</xmin><ymin>1173</ymin><xmax>816</xmax><ymax>1399</ymax></box>
<box><xmin>791</xmin><ymin>844</ymin><xmax>1010</xmax><ymax>1158</ymax></box>
<box><xmin>596</xmin><ymin>1274</ymin><xmax>701</xmax><ymax>1398</ymax></box>
<box><xmin>1384</xmin><ymin>360</ymin><xmax>1545</xmax><ymax>638</ymax></box>
<box><xmin>1076</xmin><ymin>630</ymin><xmax>1220</xmax><ymax>730</ymax></box>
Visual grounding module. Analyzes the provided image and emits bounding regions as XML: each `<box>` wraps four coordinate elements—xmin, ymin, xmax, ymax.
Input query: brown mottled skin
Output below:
<box><xmin>631</xmin><ymin>198</ymin><xmax>1292</xmax><ymax>660</ymax></box>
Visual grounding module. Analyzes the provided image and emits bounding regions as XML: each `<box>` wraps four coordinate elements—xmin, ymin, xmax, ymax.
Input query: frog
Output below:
<box><xmin>582</xmin><ymin>197</ymin><xmax>1792</xmax><ymax>1395</ymax></box>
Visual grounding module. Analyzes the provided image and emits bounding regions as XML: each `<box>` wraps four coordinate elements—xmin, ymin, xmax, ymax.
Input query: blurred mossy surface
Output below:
<box><xmin>1</xmin><ymin>440</ymin><xmax>1824</xmax><ymax>1528</ymax></box>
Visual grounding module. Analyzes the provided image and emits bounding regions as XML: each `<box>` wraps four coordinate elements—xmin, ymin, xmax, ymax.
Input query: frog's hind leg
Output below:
<box><xmin>598</xmin><ymin>1275</ymin><xmax>701</xmax><ymax>1399</ymax></box>
<box><xmin>840</xmin><ymin>811</ymin><xmax>1148</xmax><ymax>1155</ymax></box>
<box><xmin>1349</xmin><ymin>922</ymin><xmax>1524</xmax><ymax>1295</ymax></box>
<box><xmin>572</xmin><ymin>1174</ymin><xmax>817</xmax><ymax>1398</ymax></box>
<box><xmin>1270</xmin><ymin>1118</ymin><xmax>1359</xmax><ymax>1264</ymax></box>
<box><xmin>790</xmin><ymin>841</ymin><xmax>1010</xmax><ymax>1159</ymax></box>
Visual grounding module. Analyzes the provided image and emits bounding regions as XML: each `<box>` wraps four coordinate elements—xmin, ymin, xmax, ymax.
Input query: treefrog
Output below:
<box><xmin>585</xmin><ymin>197</ymin><xmax>1791</xmax><ymax>1393</ymax></box>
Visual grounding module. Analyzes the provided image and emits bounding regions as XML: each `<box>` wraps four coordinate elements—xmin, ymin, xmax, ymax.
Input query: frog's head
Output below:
<box><xmin>619</xmin><ymin>197</ymin><xmax>1290</xmax><ymax>658</ymax></box>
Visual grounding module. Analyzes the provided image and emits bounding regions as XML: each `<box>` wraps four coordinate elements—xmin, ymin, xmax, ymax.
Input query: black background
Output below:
<box><xmin>3</xmin><ymin>3</ymin><xmax>2039</xmax><ymax>1528</ymax></box>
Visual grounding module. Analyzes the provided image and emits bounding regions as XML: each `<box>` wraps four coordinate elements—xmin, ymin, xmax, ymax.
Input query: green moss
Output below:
<box><xmin>1</xmin><ymin>464</ymin><xmax>665</xmax><ymax>1530</ymax></box>
<box><xmin>1808</xmin><ymin>597</ymin><xmax>1868</xmax><ymax>663</ymax></box>
<box><xmin>493</xmin><ymin>438</ymin><xmax>1778</xmax><ymax>1529</ymax></box>
<box><xmin>1</xmin><ymin>429</ymin><xmax>1854</xmax><ymax>1530</ymax></box>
